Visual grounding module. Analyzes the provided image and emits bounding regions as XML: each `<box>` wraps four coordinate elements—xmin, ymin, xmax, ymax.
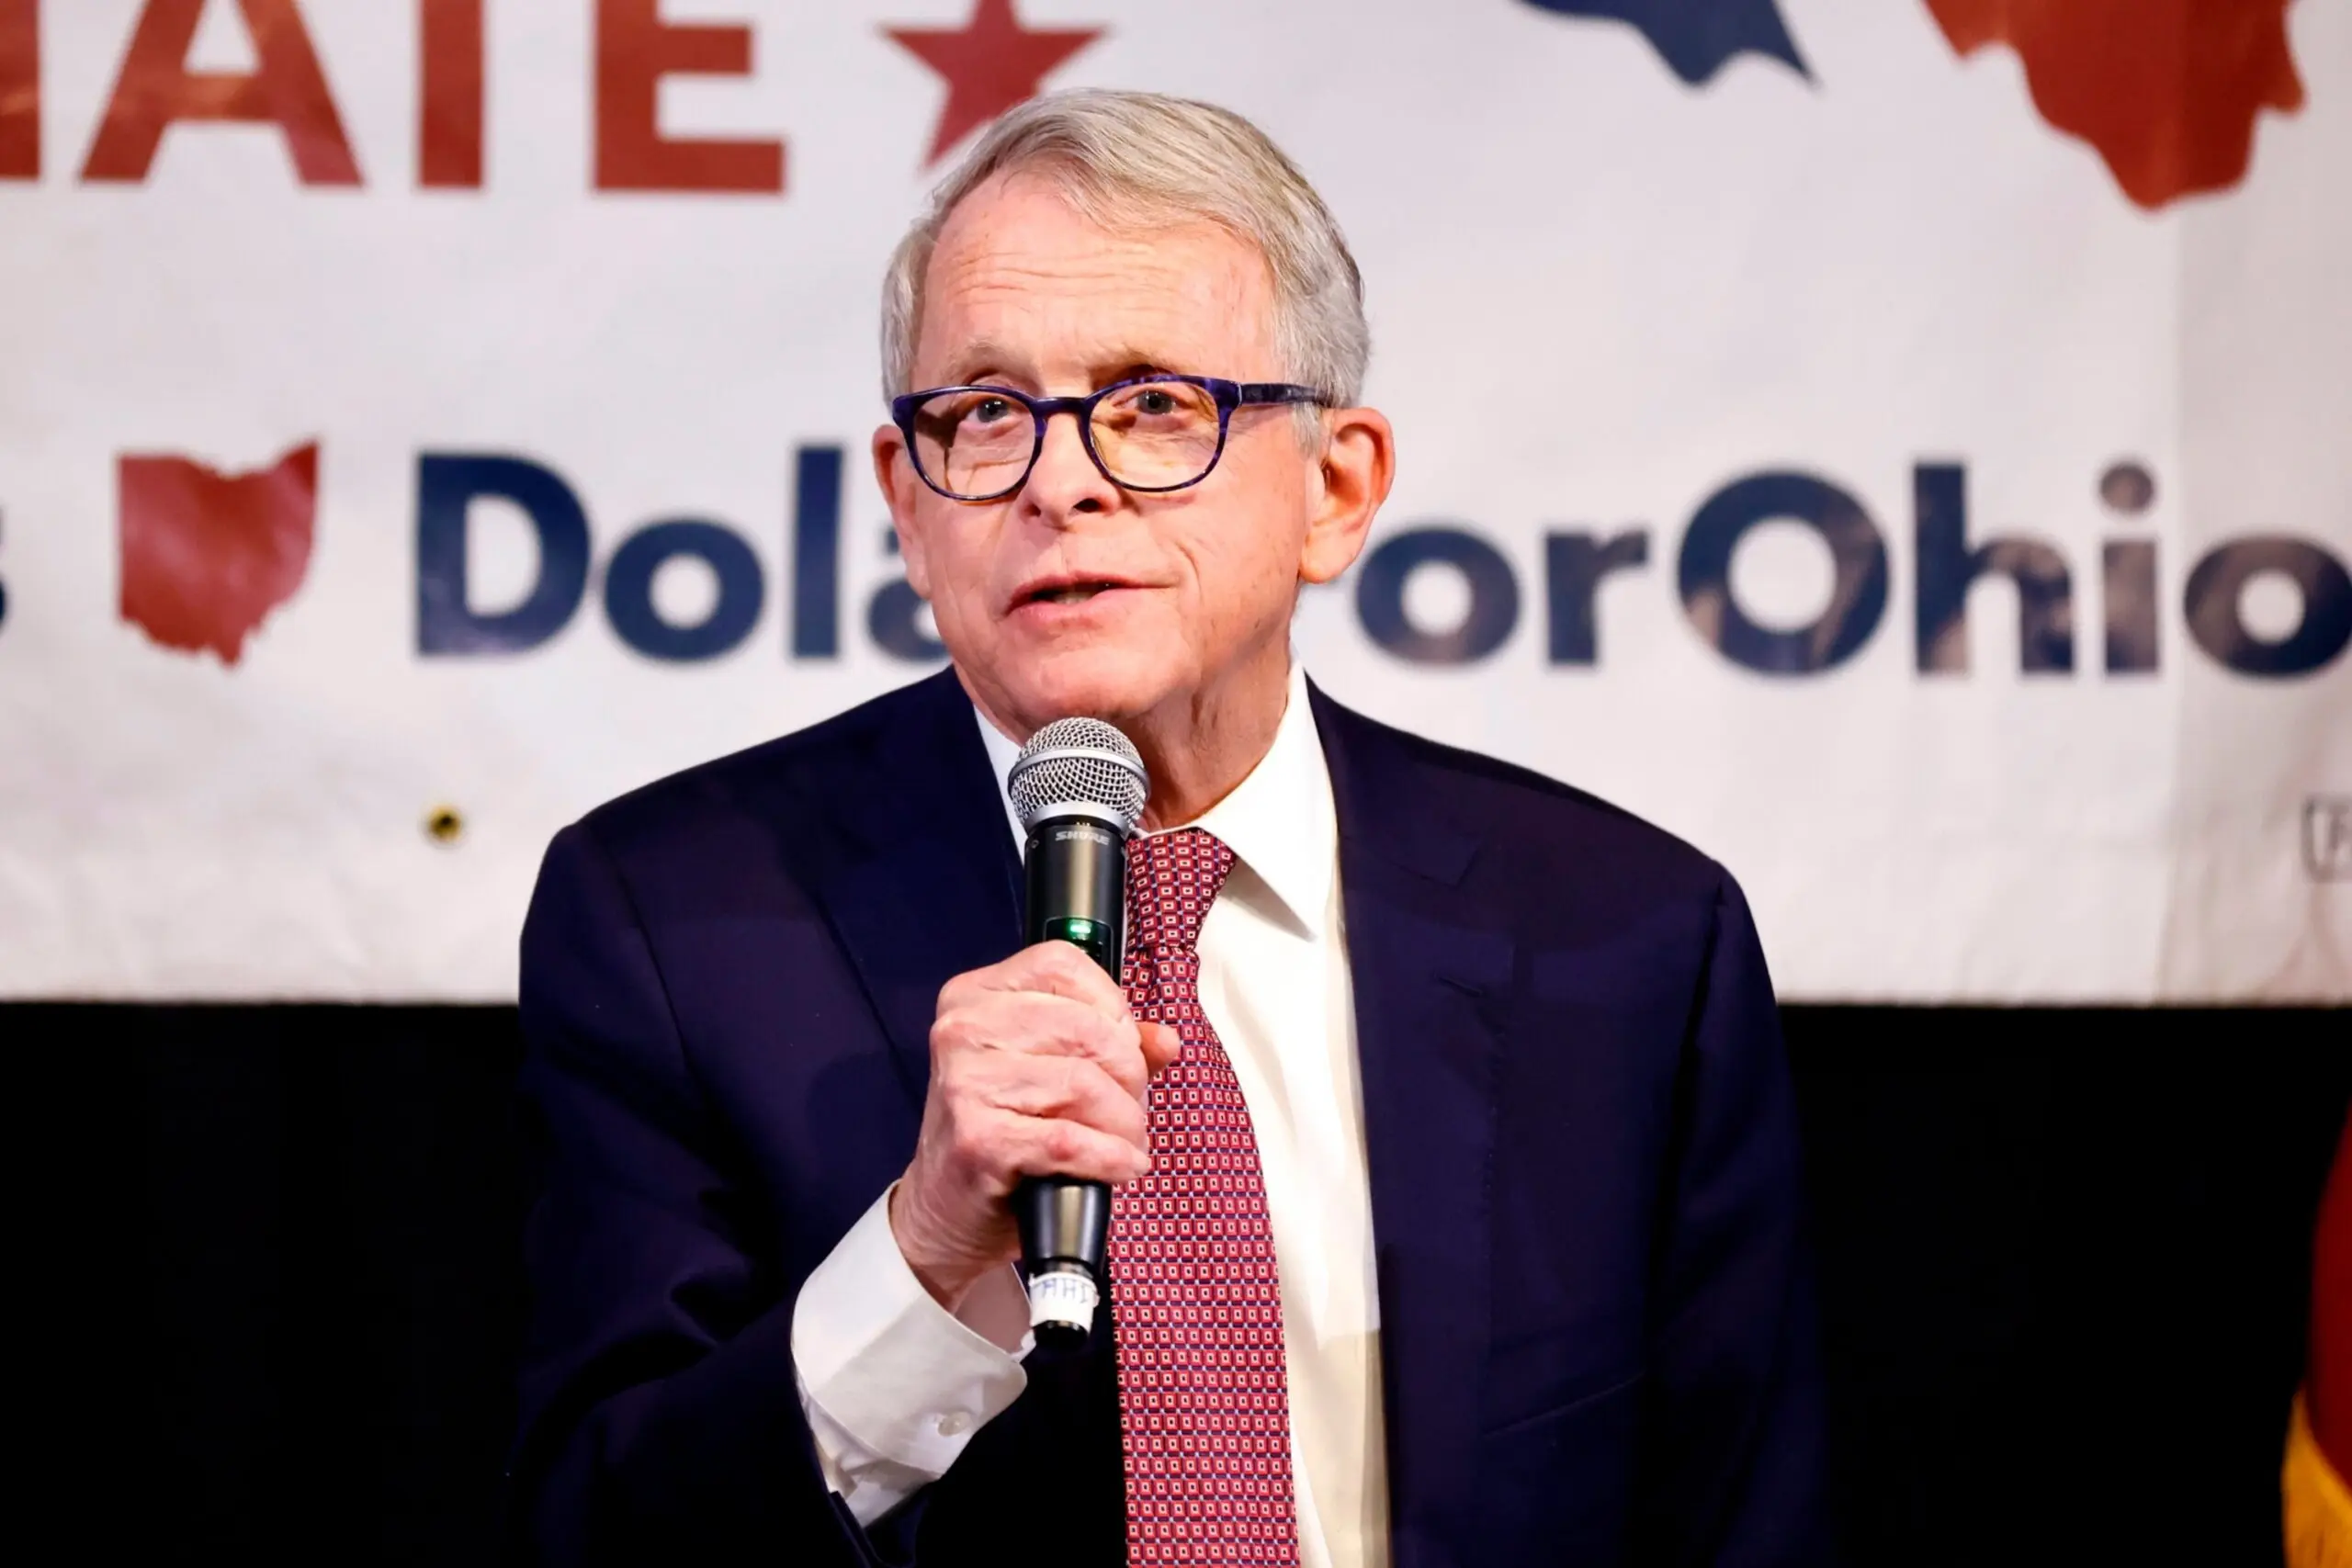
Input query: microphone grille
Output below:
<box><xmin>1008</xmin><ymin>717</ymin><xmax>1148</xmax><ymax>833</ymax></box>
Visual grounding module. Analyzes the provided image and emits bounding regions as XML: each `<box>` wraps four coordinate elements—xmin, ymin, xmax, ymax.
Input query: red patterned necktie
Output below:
<box><xmin>1109</xmin><ymin>828</ymin><xmax>1300</xmax><ymax>1567</ymax></box>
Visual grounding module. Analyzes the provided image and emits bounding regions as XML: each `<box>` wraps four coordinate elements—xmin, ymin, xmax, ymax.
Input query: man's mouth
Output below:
<box><xmin>1018</xmin><ymin>579</ymin><xmax>1130</xmax><ymax>608</ymax></box>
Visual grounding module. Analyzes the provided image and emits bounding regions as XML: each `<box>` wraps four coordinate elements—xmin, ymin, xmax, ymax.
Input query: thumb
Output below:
<box><xmin>1141</xmin><ymin>1020</ymin><xmax>1184</xmax><ymax>1074</ymax></box>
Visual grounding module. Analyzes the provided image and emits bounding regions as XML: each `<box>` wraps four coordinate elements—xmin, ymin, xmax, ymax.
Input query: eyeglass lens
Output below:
<box><xmin>911</xmin><ymin>382</ymin><xmax>1224</xmax><ymax>498</ymax></box>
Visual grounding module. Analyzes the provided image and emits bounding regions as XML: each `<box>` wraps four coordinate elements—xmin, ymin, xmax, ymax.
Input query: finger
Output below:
<box><xmin>1138</xmin><ymin>1021</ymin><xmax>1183</xmax><ymax>1076</ymax></box>
<box><xmin>948</xmin><ymin>1048</ymin><xmax>1150</xmax><ymax>1145</ymax></box>
<box><xmin>978</xmin><ymin>1055</ymin><xmax>1150</xmax><ymax>1149</ymax></box>
<box><xmin>980</xmin><ymin>941</ymin><xmax>1134</xmax><ymax>1016</ymax></box>
<box><xmin>936</xmin><ymin>994</ymin><xmax>1149</xmax><ymax>1096</ymax></box>
<box><xmin>993</xmin><ymin>1109</ymin><xmax>1152</xmax><ymax>1185</ymax></box>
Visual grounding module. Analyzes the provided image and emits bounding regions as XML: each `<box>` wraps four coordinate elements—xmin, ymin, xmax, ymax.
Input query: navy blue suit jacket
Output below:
<box><xmin>514</xmin><ymin>669</ymin><xmax>1829</xmax><ymax>1566</ymax></box>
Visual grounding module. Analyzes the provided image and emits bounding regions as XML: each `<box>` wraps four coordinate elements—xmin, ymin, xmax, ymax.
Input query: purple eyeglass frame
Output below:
<box><xmin>889</xmin><ymin>373</ymin><xmax>1328</xmax><ymax>502</ymax></box>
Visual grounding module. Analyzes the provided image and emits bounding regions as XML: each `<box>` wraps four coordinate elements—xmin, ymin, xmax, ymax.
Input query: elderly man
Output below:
<box><xmin>514</xmin><ymin>91</ymin><xmax>1826</xmax><ymax>1567</ymax></box>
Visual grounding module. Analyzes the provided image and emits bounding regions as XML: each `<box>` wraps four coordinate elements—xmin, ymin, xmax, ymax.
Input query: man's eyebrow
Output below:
<box><xmin>1088</xmin><ymin>352</ymin><xmax>1181</xmax><ymax>385</ymax></box>
<box><xmin>927</xmin><ymin>343</ymin><xmax>1182</xmax><ymax>389</ymax></box>
<box><xmin>933</xmin><ymin>339</ymin><xmax>1029</xmax><ymax>386</ymax></box>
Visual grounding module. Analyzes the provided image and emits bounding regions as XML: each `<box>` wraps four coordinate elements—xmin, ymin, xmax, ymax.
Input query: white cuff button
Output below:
<box><xmin>936</xmin><ymin>1411</ymin><xmax>972</xmax><ymax>1437</ymax></box>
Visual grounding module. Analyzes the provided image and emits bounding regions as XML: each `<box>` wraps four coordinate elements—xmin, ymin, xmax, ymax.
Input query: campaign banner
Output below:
<box><xmin>0</xmin><ymin>0</ymin><xmax>2345</xmax><ymax>1002</ymax></box>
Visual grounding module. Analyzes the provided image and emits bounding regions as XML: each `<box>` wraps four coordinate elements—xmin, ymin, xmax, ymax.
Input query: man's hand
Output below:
<box><xmin>890</xmin><ymin>942</ymin><xmax>1182</xmax><ymax>1308</ymax></box>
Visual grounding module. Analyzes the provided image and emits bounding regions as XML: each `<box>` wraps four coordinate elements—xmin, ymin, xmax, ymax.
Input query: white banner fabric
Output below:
<box><xmin>0</xmin><ymin>0</ymin><xmax>2346</xmax><ymax>1001</ymax></box>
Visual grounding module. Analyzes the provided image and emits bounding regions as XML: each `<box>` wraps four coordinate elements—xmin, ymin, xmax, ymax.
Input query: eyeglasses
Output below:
<box><xmin>890</xmin><ymin>374</ymin><xmax>1328</xmax><ymax>502</ymax></box>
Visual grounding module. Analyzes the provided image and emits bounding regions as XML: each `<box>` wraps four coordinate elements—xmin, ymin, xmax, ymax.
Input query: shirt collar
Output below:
<box><xmin>973</xmin><ymin>662</ymin><xmax>1337</xmax><ymax>940</ymax></box>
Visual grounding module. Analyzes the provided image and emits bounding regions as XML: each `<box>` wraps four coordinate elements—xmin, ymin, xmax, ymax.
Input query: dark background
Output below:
<box><xmin>12</xmin><ymin>1002</ymin><xmax>2346</xmax><ymax>1566</ymax></box>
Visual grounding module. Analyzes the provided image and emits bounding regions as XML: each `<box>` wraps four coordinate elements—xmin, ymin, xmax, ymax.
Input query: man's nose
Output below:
<box><xmin>1019</xmin><ymin>408</ymin><xmax>1121</xmax><ymax>525</ymax></box>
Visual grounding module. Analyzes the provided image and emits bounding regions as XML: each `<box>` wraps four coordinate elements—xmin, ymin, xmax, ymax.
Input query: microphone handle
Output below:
<box><xmin>1015</xmin><ymin>814</ymin><xmax>1126</xmax><ymax>1346</ymax></box>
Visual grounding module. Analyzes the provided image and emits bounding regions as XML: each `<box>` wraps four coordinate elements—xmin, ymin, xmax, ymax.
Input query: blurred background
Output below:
<box><xmin>1</xmin><ymin>1</ymin><xmax>2346</xmax><ymax>1562</ymax></box>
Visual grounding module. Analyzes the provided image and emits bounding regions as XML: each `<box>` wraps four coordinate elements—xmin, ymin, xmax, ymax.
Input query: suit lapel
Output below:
<box><xmin>1313</xmin><ymin>685</ymin><xmax>1513</xmax><ymax>1568</ymax></box>
<box><xmin>794</xmin><ymin>669</ymin><xmax>1024</xmax><ymax>1108</ymax></box>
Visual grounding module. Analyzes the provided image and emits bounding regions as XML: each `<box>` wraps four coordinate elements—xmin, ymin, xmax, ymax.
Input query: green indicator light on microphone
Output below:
<box><xmin>1046</xmin><ymin>915</ymin><xmax>1114</xmax><ymax>971</ymax></box>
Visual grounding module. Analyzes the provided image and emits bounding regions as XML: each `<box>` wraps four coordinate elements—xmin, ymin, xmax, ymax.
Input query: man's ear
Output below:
<box><xmin>872</xmin><ymin>423</ymin><xmax>933</xmax><ymax>599</ymax></box>
<box><xmin>1298</xmin><ymin>407</ymin><xmax>1396</xmax><ymax>586</ymax></box>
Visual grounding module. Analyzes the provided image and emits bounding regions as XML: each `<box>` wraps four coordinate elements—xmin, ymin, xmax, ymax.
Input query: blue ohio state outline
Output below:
<box><xmin>1519</xmin><ymin>0</ymin><xmax>1810</xmax><ymax>84</ymax></box>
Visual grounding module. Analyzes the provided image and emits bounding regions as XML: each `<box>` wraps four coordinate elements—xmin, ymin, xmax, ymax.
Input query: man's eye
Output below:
<box><xmin>967</xmin><ymin>398</ymin><xmax>1015</xmax><ymax>424</ymax></box>
<box><xmin>1135</xmin><ymin>390</ymin><xmax>1176</xmax><ymax>416</ymax></box>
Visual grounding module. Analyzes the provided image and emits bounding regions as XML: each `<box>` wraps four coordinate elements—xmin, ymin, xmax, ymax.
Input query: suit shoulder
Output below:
<box><xmin>1324</xmin><ymin>696</ymin><xmax>1727</xmax><ymax>902</ymax></box>
<box><xmin>569</xmin><ymin>671</ymin><xmax>951</xmax><ymax>866</ymax></box>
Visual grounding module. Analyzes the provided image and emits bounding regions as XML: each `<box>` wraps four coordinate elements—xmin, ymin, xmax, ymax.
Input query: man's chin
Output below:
<box><xmin>987</xmin><ymin>650</ymin><xmax>1188</xmax><ymax>732</ymax></box>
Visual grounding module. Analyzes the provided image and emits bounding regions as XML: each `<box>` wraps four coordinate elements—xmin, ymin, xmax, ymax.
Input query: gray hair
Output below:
<box><xmin>880</xmin><ymin>90</ymin><xmax>1370</xmax><ymax>412</ymax></box>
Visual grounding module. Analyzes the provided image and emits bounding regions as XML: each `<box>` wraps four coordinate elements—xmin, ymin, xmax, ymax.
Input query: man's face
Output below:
<box><xmin>874</xmin><ymin>172</ymin><xmax>1373</xmax><ymax>739</ymax></box>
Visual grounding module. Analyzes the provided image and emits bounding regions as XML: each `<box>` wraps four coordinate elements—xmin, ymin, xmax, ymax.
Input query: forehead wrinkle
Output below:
<box><xmin>918</xmin><ymin>186</ymin><xmax>1283</xmax><ymax>388</ymax></box>
<box><xmin>927</xmin><ymin>287</ymin><xmax>1275</xmax><ymax>390</ymax></box>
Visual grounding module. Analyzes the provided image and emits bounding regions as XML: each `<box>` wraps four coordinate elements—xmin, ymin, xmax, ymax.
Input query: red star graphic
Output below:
<box><xmin>885</xmin><ymin>0</ymin><xmax>1106</xmax><ymax>167</ymax></box>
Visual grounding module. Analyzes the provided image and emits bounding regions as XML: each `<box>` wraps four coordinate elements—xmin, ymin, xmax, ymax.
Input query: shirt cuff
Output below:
<box><xmin>792</xmin><ymin>1185</ymin><xmax>1034</xmax><ymax>1521</ymax></box>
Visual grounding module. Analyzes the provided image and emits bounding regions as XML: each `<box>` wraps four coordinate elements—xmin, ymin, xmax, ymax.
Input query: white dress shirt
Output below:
<box><xmin>790</xmin><ymin>663</ymin><xmax>1390</xmax><ymax>1568</ymax></box>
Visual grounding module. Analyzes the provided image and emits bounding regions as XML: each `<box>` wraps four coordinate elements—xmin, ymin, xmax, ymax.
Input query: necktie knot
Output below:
<box><xmin>1124</xmin><ymin>828</ymin><xmax>1236</xmax><ymax>957</ymax></box>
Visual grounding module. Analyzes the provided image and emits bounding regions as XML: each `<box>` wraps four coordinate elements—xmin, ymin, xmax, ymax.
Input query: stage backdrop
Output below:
<box><xmin>0</xmin><ymin>0</ymin><xmax>2346</xmax><ymax>1002</ymax></box>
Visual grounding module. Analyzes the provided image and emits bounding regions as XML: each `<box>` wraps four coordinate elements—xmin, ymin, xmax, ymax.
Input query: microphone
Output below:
<box><xmin>1005</xmin><ymin>717</ymin><xmax>1149</xmax><ymax>1346</ymax></box>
